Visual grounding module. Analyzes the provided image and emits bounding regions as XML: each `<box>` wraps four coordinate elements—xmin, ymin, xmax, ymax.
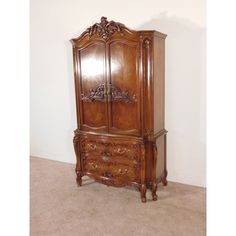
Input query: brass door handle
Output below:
<box><xmin>117</xmin><ymin>168</ymin><xmax>128</xmax><ymax>175</ymax></box>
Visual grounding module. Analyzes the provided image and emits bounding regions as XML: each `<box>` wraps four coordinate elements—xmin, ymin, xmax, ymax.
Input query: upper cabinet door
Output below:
<box><xmin>75</xmin><ymin>41</ymin><xmax>108</xmax><ymax>132</ymax></box>
<box><xmin>108</xmin><ymin>40</ymin><xmax>141</xmax><ymax>136</ymax></box>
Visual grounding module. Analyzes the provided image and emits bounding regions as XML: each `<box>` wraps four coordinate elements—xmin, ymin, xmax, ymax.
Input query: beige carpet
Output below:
<box><xmin>30</xmin><ymin>156</ymin><xmax>206</xmax><ymax>236</ymax></box>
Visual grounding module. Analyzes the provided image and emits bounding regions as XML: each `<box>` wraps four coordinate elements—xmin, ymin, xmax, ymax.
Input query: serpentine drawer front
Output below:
<box><xmin>80</xmin><ymin>136</ymin><xmax>140</xmax><ymax>160</ymax></box>
<box><xmin>80</xmin><ymin>136</ymin><xmax>141</xmax><ymax>184</ymax></box>
<box><xmin>71</xmin><ymin>17</ymin><xmax>168</xmax><ymax>202</ymax></box>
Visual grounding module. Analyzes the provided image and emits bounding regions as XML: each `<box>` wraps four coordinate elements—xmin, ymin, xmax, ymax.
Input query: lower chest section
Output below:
<box><xmin>78</xmin><ymin>135</ymin><xmax>142</xmax><ymax>187</ymax></box>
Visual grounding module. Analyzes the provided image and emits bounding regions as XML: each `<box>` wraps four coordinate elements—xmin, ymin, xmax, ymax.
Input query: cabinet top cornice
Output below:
<box><xmin>70</xmin><ymin>17</ymin><xmax>166</xmax><ymax>44</ymax></box>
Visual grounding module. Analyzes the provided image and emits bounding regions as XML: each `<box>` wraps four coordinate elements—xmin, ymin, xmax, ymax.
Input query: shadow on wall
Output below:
<box><xmin>138</xmin><ymin>13</ymin><xmax>206</xmax><ymax>186</ymax></box>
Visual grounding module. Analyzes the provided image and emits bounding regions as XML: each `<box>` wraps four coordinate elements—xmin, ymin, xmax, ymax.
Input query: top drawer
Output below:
<box><xmin>80</xmin><ymin>135</ymin><xmax>141</xmax><ymax>160</ymax></box>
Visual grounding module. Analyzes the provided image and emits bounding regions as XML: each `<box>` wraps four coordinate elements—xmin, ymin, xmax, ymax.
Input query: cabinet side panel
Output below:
<box><xmin>154</xmin><ymin>37</ymin><xmax>165</xmax><ymax>133</ymax></box>
<box><xmin>156</xmin><ymin>135</ymin><xmax>165</xmax><ymax>179</ymax></box>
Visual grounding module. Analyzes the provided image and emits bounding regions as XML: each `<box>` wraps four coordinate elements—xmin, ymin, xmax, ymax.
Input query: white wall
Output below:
<box><xmin>30</xmin><ymin>0</ymin><xmax>206</xmax><ymax>187</ymax></box>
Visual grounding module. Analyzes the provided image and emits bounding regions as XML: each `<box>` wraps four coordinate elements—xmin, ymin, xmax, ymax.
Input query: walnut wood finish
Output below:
<box><xmin>71</xmin><ymin>17</ymin><xmax>167</xmax><ymax>202</ymax></box>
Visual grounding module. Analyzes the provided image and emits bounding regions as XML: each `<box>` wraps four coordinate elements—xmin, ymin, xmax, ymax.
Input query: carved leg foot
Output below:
<box><xmin>140</xmin><ymin>184</ymin><xmax>147</xmax><ymax>203</ymax></box>
<box><xmin>162</xmin><ymin>170</ymin><xmax>168</xmax><ymax>186</ymax></box>
<box><xmin>152</xmin><ymin>182</ymin><xmax>158</xmax><ymax>201</ymax></box>
<box><xmin>75</xmin><ymin>170</ymin><xmax>82</xmax><ymax>187</ymax></box>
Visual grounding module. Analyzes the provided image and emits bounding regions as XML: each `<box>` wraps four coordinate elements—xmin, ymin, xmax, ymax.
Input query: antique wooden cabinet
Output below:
<box><xmin>71</xmin><ymin>17</ymin><xmax>167</xmax><ymax>202</ymax></box>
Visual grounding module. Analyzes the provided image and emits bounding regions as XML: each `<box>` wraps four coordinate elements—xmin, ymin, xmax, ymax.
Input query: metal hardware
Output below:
<box><xmin>87</xmin><ymin>143</ymin><xmax>97</xmax><ymax>150</ymax></box>
<box><xmin>115</xmin><ymin>148</ymin><xmax>128</xmax><ymax>155</ymax></box>
<box><xmin>117</xmin><ymin>168</ymin><xmax>128</xmax><ymax>175</ymax></box>
<box><xmin>89</xmin><ymin>162</ymin><xmax>98</xmax><ymax>169</ymax></box>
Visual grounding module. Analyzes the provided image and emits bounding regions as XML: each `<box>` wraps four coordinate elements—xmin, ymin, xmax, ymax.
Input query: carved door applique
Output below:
<box><xmin>81</xmin><ymin>83</ymin><xmax>136</xmax><ymax>103</ymax></box>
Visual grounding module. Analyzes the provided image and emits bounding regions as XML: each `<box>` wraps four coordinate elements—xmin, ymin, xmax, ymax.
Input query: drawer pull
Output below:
<box><xmin>115</xmin><ymin>148</ymin><xmax>128</xmax><ymax>155</ymax></box>
<box><xmin>87</xmin><ymin>143</ymin><xmax>97</xmax><ymax>151</ymax></box>
<box><xmin>117</xmin><ymin>168</ymin><xmax>128</xmax><ymax>175</ymax></box>
<box><xmin>89</xmin><ymin>162</ymin><xmax>98</xmax><ymax>169</ymax></box>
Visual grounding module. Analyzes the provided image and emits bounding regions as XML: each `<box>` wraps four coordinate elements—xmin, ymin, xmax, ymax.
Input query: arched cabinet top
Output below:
<box><xmin>70</xmin><ymin>16</ymin><xmax>167</xmax><ymax>47</ymax></box>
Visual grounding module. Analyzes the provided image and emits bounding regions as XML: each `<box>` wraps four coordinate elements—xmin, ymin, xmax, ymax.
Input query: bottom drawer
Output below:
<box><xmin>83</xmin><ymin>158</ymin><xmax>140</xmax><ymax>182</ymax></box>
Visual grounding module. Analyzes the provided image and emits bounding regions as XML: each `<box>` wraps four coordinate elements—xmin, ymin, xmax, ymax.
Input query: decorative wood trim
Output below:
<box><xmin>143</xmin><ymin>37</ymin><xmax>153</xmax><ymax>139</ymax></box>
<box><xmin>140</xmin><ymin>143</ymin><xmax>146</xmax><ymax>202</ymax></box>
<box><xmin>152</xmin><ymin>142</ymin><xmax>158</xmax><ymax>200</ymax></box>
<box><xmin>81</xmin><ymin>83</ymin><xmax>136</xmax><ymax>103</ymax></box>
<box><xmin>109</xmin><ymin>84</ymin><xmax>137</xmax><ymax>103</ymax></box>
<box><xmin>84</xmin><ymin>172</ymin><xmax>140</xmax><ymax>188</ymax></box>
<box><xmin>87</xmin><ymin>17</ymin><xmax>126</xmax><ymax>41</ymax></box>
<box><xmin>144</xmin><ymin>38</ymin><xmax>152</xmax><ymax>48</ymax></box>
<box><xmin>74</xmin><ymin>129</ymin><xmax>143</xmax><ymax>141</ymax></box>
<box><xmin>81</xmin><ymin>83</ymin><xmax>106</xmax><ymax>102</ymax></box>
<box><xmin>80</xmin><ymin>137</ymin><xmax>140</xmax><ymax>161</ymax></box>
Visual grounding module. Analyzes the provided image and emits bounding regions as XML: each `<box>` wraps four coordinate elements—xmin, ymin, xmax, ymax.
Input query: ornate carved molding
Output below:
<box><xmin>81</xmin><ymin>83</ymin><xmax>136</xmax><ymax>103</ymax></box>
<box><xmin>73</xmin><ymin>135</ymin><xmax>79</xmax><ymax>145</ymax></box>
<box><xmin>81</xmin><ymin>83</ymin><xmax>105</xmax><ymax>102</ymax></box>
<box><xmin>109</xmin><ymin>84</ymin><xmax>137</xmax><ymax>103</ymax></box>
<box><xmin>87</xmin><ymin>16</ymin><xmax>125</xmax><ymax>41</ymax></box>
<box><xmin>143</xmin><ymin>38</ymin><xmax>152</xmax><ymax>48</ymax></box>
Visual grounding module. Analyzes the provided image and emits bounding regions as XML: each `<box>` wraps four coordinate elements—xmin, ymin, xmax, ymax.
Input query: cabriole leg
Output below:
<box><xmin>73</xmin><ymin>134</ymin><xmax>82</xmax><ymax>187</ymax></box>
<box><xmin>162</xmin><ymin>134</ymin><xmax>168</xmax><ymax>186</ymax></box>
<box><xmin>152</xmin><ymin>182</ymin><xmax>158</xmax><ymax>201</ymax></box>
<box><xmin>75</xmin><ymin>169</ymin><xmax>82</xmax><ymax>186</ymax></box>
<box><xmin>152</xmin><ymin>141</ymin><xmax>158</xmax><ymax>201</ymax></box>
<box><xmin>140</xmin><ymin>184</ymin><xmax>147</xmax><ymax>203</ymax></box>
<box><xmin>140</xmin><ymin>143</ymin><xmax>146</xmax><ymax>203</ymax></box>
<box><xmin>162</xmin><ymin>169</ymin><xmax>168</xmax><ymax>186</ymax></box>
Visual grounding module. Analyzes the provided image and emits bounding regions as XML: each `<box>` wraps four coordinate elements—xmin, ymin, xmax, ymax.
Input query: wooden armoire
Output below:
<box><xmin>71</xmin><ymin>17</ymin><xmax>167</xmax><ymax>202</ymax></box>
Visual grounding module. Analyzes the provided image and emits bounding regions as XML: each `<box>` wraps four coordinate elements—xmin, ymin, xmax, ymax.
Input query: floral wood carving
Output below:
<box><xmin>80</xmin><ymin>138</ymin><xmax>140</xmax><ymax>160</ymax></box>
<box><xmin>110</xmin><ymin>84</ymin><xmax>137</xmax><ymax>103</ymax></box>
<box><xmin>87</xmin><ymin>17</ymin><xmax>125</xmax><ymax>41</ymax></box>
<box><xmin>143</xmin><ymin>38</ymin><xmax>152</xmax><ymax>48</ymax></box>
<box><xmin>81</xmin><ymin>83</ymin><xmax>136</xmax><ymax>103</ymax></box>
<box><xmin>81</xmin><ymin>83</ymin><xmax>105</xmax><ymax>102</ymax></box>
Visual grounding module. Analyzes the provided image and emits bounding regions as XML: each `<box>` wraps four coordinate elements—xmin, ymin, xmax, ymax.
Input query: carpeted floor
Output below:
<box><xmin>30</xmin><ymin>156</ymin><xmax>206</xmax><ymax>236</ymax></box>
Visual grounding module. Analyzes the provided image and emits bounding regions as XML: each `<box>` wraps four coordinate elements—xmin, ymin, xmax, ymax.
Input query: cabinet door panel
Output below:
<box><xmin>78</xmin><ymin>43</ymin><xmax>108</xmax><ymax>131</ymax></box>
<box><xmin>108</xmin><ymin>41</ymin><xmax>141</xmax><ymax>135</ymax></box>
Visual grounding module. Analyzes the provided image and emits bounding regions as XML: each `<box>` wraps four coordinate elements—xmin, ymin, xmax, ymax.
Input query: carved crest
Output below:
<box><xmin>87</xmin><ymin>17</ymin><xmax>125</xmax><ymax>40</ymax></box>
